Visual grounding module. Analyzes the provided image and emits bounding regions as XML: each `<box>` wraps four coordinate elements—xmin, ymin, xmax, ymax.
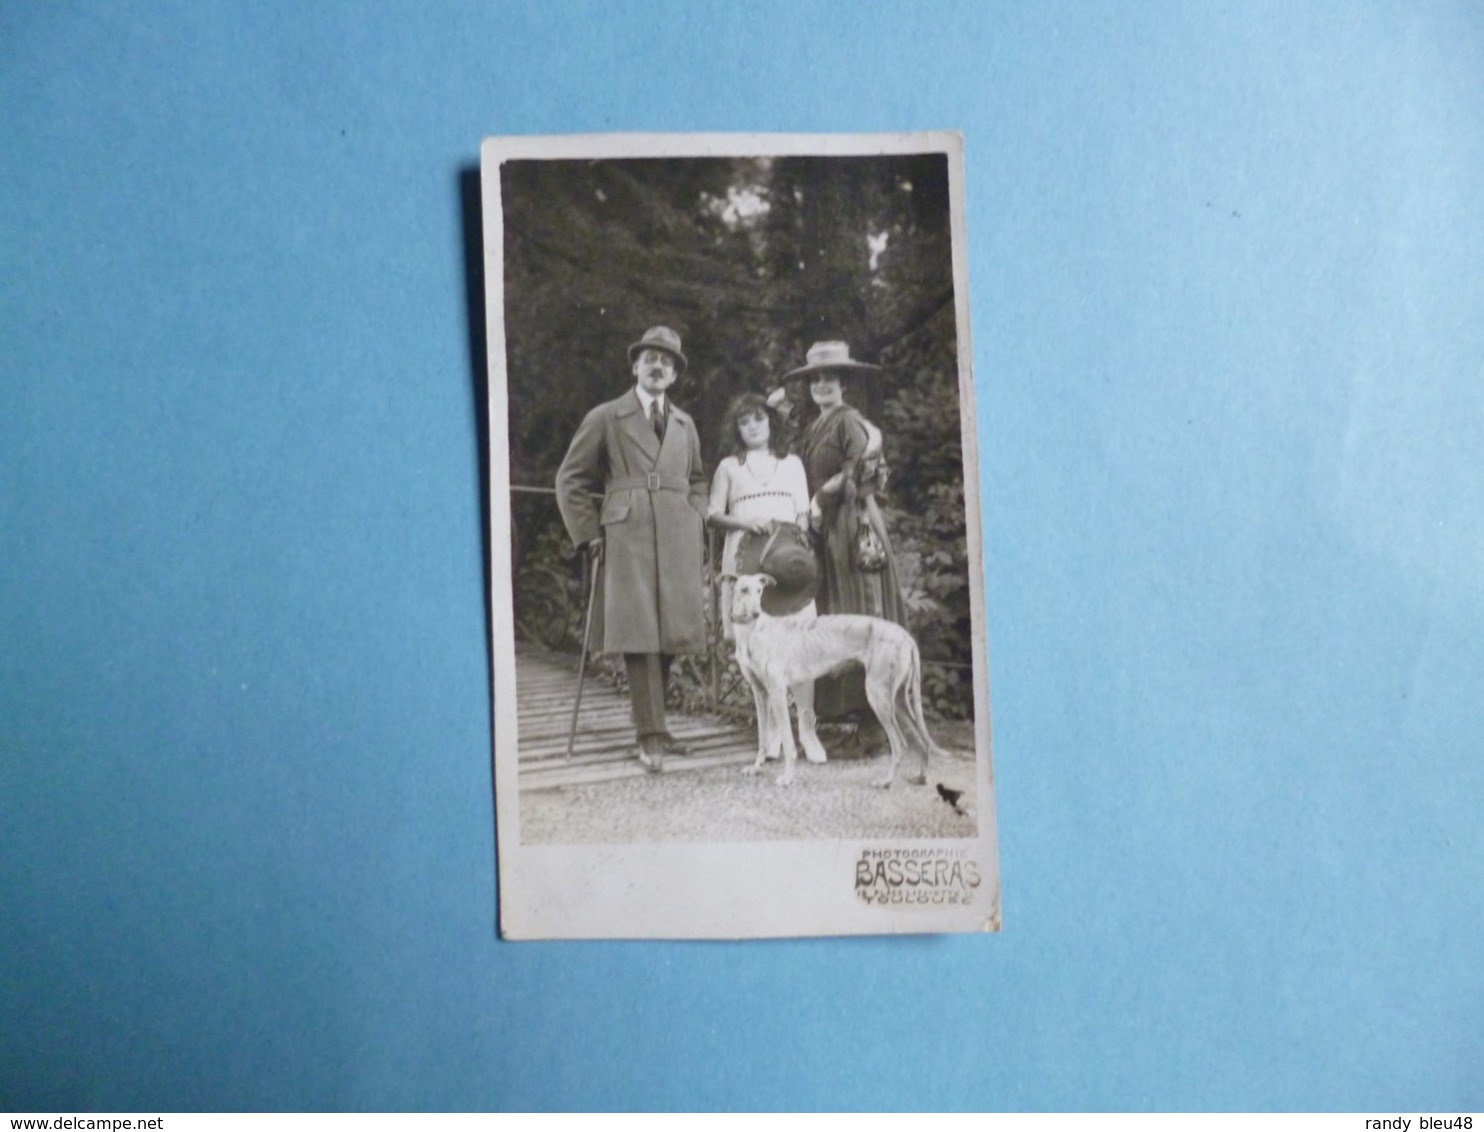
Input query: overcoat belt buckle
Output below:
<box><xmin>645</xmin><ymin>472</ymin><xmax>661</xmax><ymax>491</ymax></box>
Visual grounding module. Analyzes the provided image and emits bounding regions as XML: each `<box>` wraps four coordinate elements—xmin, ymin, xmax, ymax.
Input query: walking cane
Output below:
<box><xmin>565</xmin><ymin>539</ymin><xmax>603</xmax><ymax>760</ymax></box>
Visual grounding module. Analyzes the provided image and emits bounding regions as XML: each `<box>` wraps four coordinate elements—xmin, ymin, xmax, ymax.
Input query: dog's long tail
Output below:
<box><xmin>905</xmin><ymin>642</ymin><xmax>955</xmax><ymax>763</ymax></box>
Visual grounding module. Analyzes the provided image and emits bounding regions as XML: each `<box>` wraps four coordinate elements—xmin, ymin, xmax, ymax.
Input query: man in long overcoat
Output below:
<box><xmin>555</xmin><ymin>326</ymin><xmax>708</xmax><ymax>771</ymax></box>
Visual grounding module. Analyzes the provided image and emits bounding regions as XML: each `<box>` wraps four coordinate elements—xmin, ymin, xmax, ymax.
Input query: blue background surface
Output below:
<box><xmin>3</xmin><ymin>0</ymin><xmax>1482</xmax><ymax>1112</ymax></box>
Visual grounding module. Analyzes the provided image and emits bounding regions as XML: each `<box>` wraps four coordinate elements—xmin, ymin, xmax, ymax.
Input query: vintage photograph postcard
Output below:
<box><xmin>481</xmin><ymin>132</ymin><xmax>998</xmax><ymax>938</ymax></box>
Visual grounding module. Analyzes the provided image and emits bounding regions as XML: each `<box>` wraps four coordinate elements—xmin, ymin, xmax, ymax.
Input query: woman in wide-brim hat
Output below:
<box><xmin>787</xmin><ymin>341</ymin><xmax>908</xmax><ymax>730</ymax></box>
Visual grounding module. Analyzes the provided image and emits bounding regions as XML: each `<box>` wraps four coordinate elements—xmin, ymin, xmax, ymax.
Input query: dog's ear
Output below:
<box><xmin>759</xmin><ymin>574</ymin><xmax>776</xmax><ymax>588</ymax></box>
<box><xmin>717</xmin><ymin>572</ymin><xmax>736</xmax><ymax>585</ymax></box>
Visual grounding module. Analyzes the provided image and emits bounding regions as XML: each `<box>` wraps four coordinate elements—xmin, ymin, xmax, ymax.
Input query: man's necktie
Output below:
<box><xmin>650</xmin><ymin>400</ymin><xmax>665</xmax><ymax>443</ymax></box>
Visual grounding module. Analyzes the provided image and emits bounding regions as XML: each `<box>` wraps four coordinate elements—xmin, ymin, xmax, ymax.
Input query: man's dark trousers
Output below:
<box><xmin>625</xmin><ymin>653</ymin><xmax>672</xmax><ymax>739</ymax></box>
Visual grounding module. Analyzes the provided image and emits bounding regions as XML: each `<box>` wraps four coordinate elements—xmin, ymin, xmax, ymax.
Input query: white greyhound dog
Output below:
<box><xmin>727</xmin><ymin>595</ymin><xmax>829</xmax><ymax>781</ymax></box>
<box><xmin>724</xmin><ymin>573</ymin><xmax>948</xmax><ymax>787</ymax></box>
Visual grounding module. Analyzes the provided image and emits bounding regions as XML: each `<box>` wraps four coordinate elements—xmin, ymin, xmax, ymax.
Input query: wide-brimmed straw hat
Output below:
<box><xmin>735</xmin><ymin>524</ymin><xmax>818</xmax><ymax>617</ymax></box>
<box><xmin>627</xmin><ymin>325</ymin><xmax>687</xmax><ymax>374</ymax></box>
<box><xmin>781</xmin><ymin>340</ymin><xmax>881</xmax><ymax>382</ymax></box>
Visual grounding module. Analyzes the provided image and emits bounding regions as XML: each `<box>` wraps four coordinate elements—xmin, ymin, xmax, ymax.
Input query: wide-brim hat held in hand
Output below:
<box><xmin>735</xmin><ymin>524</ymin><xmax>818</xmax><ymax>617</ymax></box>
<box><xmin>781</xmin><ymin>340</ymin><xmax>881</xmax><ymax>382</ymax></box>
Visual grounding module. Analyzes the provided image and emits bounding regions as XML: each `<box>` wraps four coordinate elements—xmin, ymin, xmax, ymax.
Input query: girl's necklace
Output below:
<box><xmin>743</xmin><ymin>450</ymin><xmax>779</xmax><ymax>485</ymax></box>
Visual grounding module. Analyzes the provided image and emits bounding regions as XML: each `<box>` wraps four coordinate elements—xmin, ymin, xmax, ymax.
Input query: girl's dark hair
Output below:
<box><xmin>719</xmin><ymin>392</ymin><xmax>790</xmax><ymax>460</ymax></box>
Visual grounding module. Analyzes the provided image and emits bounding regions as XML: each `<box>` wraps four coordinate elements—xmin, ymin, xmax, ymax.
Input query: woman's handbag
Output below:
<box><xmin>853</xmin><ymin>507</ymin><xmax>888</xmax><ymax>572</ymax></box>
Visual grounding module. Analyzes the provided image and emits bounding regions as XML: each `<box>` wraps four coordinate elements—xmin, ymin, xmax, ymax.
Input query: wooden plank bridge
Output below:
<box><xmin>513</xmin><ymin>646</ymin><xmax>758</xmax><ymax>790</ymax></box>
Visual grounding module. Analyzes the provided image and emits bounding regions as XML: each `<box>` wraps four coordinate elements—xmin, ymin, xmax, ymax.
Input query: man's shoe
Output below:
<box><xmin>636</xmin><ymin>737</ymin><xmax>665</xmax><ymax>773</ymax></box>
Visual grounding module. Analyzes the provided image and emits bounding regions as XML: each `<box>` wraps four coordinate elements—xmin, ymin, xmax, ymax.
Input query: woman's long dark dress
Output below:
<box><xmin>800</xmin><ymin>403</ymin><xmax>908</xmax><ymax>720</ymax></box>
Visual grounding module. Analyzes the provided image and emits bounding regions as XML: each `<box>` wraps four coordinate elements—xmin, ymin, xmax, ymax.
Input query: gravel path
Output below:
<box><xmin>519</xmin><ymin>722</ymin><xmax>983</xmax><ymax>844</ymax></box>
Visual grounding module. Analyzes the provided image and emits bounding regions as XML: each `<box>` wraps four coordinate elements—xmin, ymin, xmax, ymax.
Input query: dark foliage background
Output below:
<box><xmin>500</xmin><ymin>153</ymin><xmax>976</xmax><ymax>718</ymax></box>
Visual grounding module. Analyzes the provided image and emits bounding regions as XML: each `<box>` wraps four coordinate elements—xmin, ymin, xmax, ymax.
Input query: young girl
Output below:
<box><xmin>707</xmin><ymin>392</ymin><xmax>813</xmax><ymax>640</ymax></box>
<box><xmin>709</xmin><ymin>392</ymin><xmax>826</xmax><ymax>766</ymax></box>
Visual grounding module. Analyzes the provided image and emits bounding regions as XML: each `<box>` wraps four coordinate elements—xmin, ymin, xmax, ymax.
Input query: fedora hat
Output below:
<box><xmin>627</xmin><ymin>325</ymin><xmax>687</xmax><ymax>374</ymax></box>
<box><xmin>781</xmin><ymin>340</ymin><xmax>881</xmax><ymax>382</ymax></box>
<box><xmin>735</xmin><ymin>523</ymin><xmax>818</xmax><ymax>617</ymax></box>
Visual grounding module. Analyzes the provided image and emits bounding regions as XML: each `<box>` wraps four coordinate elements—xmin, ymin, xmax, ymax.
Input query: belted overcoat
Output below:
<box><xmin>555</xmin><ymin>389</ymin><xmax>709</xmax><ymax>656</ymax></box>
